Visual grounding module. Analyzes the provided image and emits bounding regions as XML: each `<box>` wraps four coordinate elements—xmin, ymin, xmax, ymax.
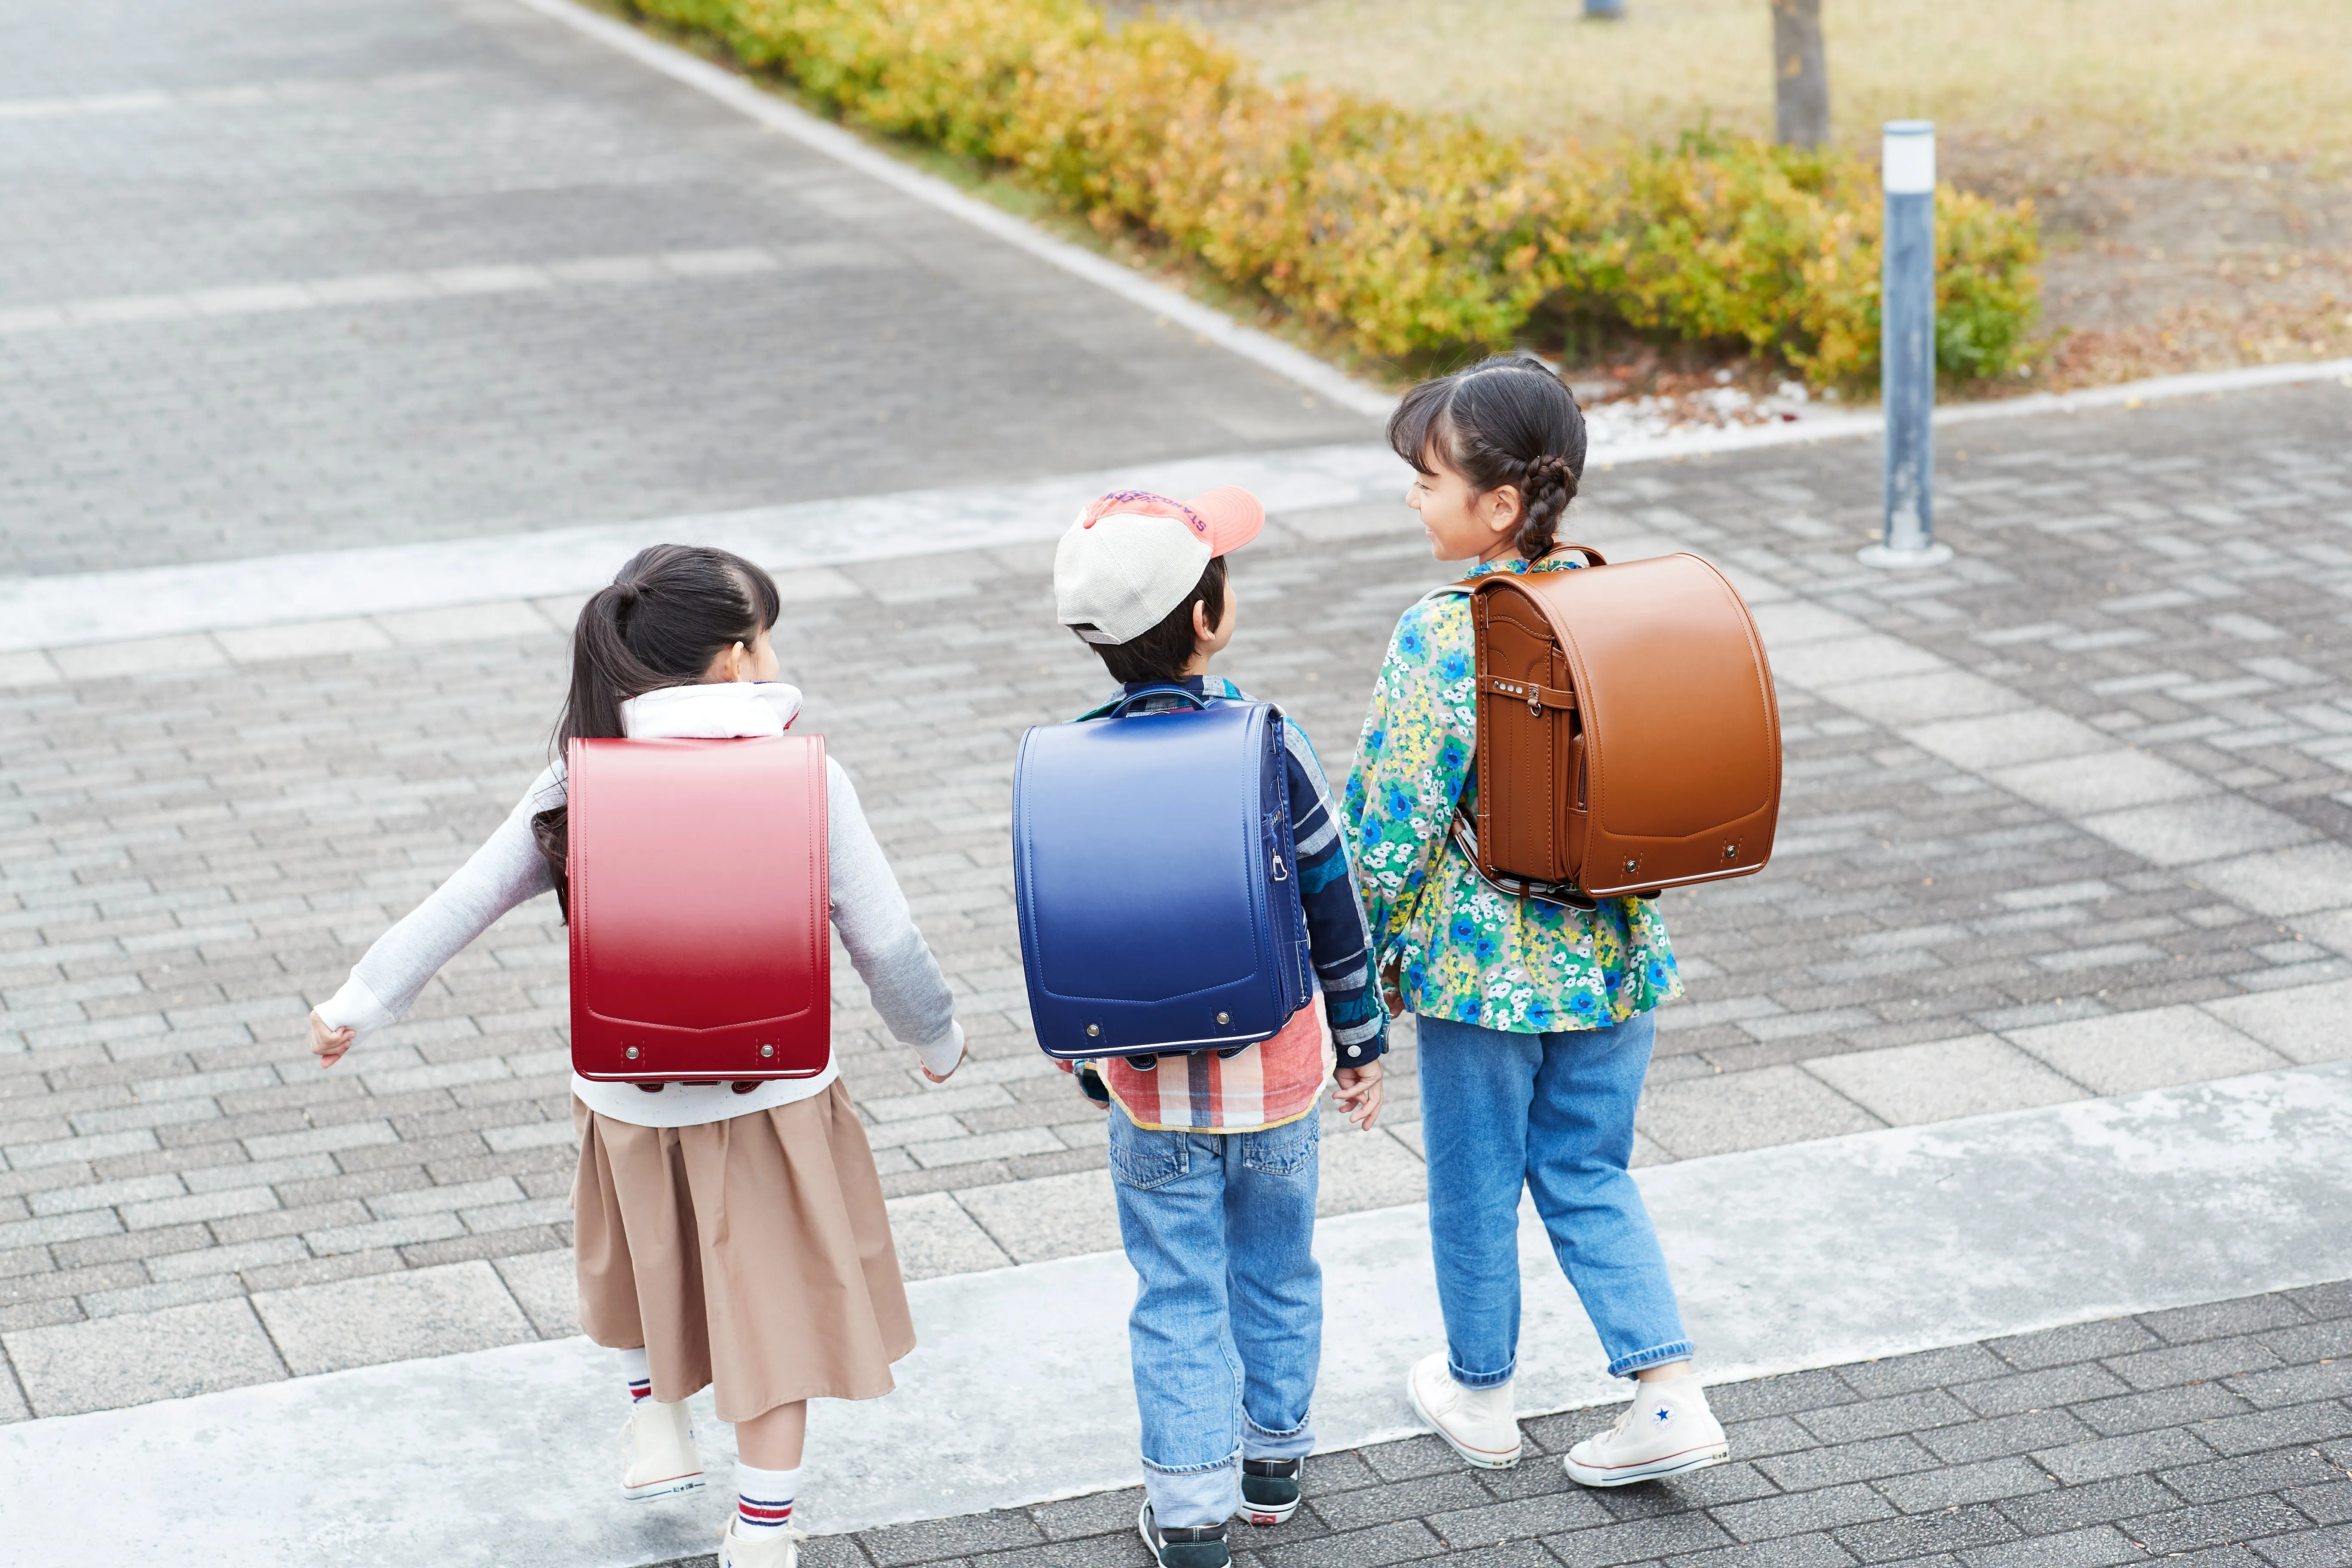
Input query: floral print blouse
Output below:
<box><xmin>1341</xmin><ymin>554</ymin><xmax>1682</xmax><ymax>1033</ymax></box>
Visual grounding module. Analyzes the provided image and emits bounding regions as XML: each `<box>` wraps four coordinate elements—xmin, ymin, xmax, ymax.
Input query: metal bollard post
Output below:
<box><xmin>1859</xmin><ymin>119</ymin><xmax>1952</xmax><ymax>570</ymax></box>
<box><xmin>1583</xmin><ymin>0</ymin><xmax>1624</xmax><ymax>18</ymax></box>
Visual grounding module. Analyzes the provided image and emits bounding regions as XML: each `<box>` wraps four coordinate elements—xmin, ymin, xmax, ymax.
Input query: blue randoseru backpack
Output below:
<box><xmin>1013</xmin><ymin>685</ymin><xmax>1312</xmax><ymax>1062</ymax></box>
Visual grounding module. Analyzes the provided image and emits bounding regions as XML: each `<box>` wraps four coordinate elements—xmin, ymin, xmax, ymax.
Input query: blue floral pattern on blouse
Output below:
<box><xmin>1341</xmin><ymin>555</ymin><xmax>1681</xmax><ymax>1032</ymax></box>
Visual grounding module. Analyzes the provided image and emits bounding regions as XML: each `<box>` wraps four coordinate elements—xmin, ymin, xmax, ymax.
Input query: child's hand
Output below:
<box><xmin>1332</xmin><ymin>1060</ymin><xmax>1384</xmax><ymax>1131</ymax></box>
<box><xmin>920</xmin><ymin>1040</ymin><xmax>967</xmax><ymax>1084</ymax></box>
<box><xmin>309</xmin><ymin>1011</ymin><xmax>354</xmax><ymax>1069</ymax></box>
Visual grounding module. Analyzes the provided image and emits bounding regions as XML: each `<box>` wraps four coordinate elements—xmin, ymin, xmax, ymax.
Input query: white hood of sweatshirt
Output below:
<box><xmin>618</xmin><ymin>681</ymin><xmax>803</xmax><ymax>740</ymax></box>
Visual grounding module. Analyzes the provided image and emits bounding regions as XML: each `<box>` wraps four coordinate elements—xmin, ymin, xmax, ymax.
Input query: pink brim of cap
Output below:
<box><xmin>1185</xmin><ymin>485</ymin><xmax>1265</xmax><ymax>557</ymax></box>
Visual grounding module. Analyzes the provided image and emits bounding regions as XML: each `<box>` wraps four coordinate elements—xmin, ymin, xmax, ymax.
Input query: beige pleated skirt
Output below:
<box><xmin>571</xmin><ymin>1081</ymin><xmax>915</xmax><ymax>1421</ymax></box>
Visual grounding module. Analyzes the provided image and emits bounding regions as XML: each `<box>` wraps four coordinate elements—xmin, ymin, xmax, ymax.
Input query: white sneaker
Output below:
<box><xmin>618</xmin><ymin>1398</ymin><xmax>706</xmax><ymax>1501</ymax></box>
<box><xmin>1406</xmin><ymin>1350</ymin><xmax>1522</xmax><ymax>1469</ymax></box>
<box><xmin>1562</xmin><ymin>1374</ymin><xmax>1730</xmax><ymax>1486</ymax></box>
<box><xmin>717</xmin><ymin>1518</ymin><xmax>802</xmax><ymax>1568</ymax></box>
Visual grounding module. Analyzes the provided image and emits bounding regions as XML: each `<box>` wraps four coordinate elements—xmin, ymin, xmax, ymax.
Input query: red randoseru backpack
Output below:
<box><xmin>566</xmin><ymin>735</ymin><xmax>831</xmax><ymax>1086</ymax></box>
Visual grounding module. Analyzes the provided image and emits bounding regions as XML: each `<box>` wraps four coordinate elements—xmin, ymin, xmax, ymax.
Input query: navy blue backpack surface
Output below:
<box><xmin>1013</xmin><ymin>685</ymin><xmax>1312</xmax><ymax>1062</ymax></box>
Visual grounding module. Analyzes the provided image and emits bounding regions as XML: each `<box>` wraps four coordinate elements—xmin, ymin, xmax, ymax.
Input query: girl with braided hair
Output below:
<box><xmin>1340</xmin><ymin>356</ymin><xmax>1728</xmax><ymax>1486</ymax></box>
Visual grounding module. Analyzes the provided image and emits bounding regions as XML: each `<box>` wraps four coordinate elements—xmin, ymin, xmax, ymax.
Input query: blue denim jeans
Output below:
<box><xmin>1416</xmin><ymin>1010</ymin><xmax>1692</xmax><ymax>1383</ymax></box>
<box><xmin>1107</xmin><ymin>1106</ymin><xmax>1322</xmax><ymax>1528</ymax></box>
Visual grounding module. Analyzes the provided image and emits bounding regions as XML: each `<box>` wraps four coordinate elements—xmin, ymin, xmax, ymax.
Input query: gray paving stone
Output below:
<box><xmin>2251</xmin><ymin>1319</ymin><xmax>2352</xmax><ymax>1365</ymax></box>
<box><xmin>1755</xmin><ymin>1435</ymin><xmax>1943</xmax><ymax>1491</ymax></box>
<box><xmin>1994</xmin><ymin>1473</ymin><xmax>2183</xmax><ymax>1533</ymax></box>
<box><xmin>248</xmin><ymin>1258</ymin><xmax>535</xmax><ymax>1375</ymax></box>
<box><xmin>2221</xmin><ymin>1360</ymin><xmax>2352</xmax><ymax>1410</ymax></box>
<box><xmin>951</xmin><ymin>1168</ymin><xmax>1120</xmax><ymax>1267</ymax></box>
<box><xmin>1796</xmin><ymin>1390</ymin><xmax>1978</xmax><ymax>1445</ymax></box>
<box><xmin>0</xmin><ymin>1296</ymin><xmax>285</xmax><ymax>1415</ymax></box>
<box><xmin>2194</xmin><ymin>1401</ymin><xmax>2352</xmax><ymax>1458</ymax></box>
<box><xmin>491</xmin><ymin>1246</ymin><xmax>579</xmax><ymax>1339</ymax></box>
<box><xmin>2122</xmin><ymin>1495</ymin><xmax>2315</xmax><ymax>1554</ymax></box>
<box><xmin>1637</xmin><ymin>1066</ymin><xmax>1883</xmax><ymax>1159</ymax></box>
<box><xmin>1831</xmin><ymin>1502</ymin><xmax>2023</xmax><ymax>1560</ymax></box>
<box><xmin>2070</xmin><ymin>1380</ymin><xmax>2256</xmax><ymax>1436</ymax></box>
<box><xmin>2160</xmin><ymin>1450</ymin><xmax>2350</xmax><ymax>1506</ymax></box>
<box><xmin>887</xmin><ymin>1192</ymin><xmax>1014</xmax><ymax>1280</ymax></box>
<box><xmin>1309</xmin><ymin>1470</ymin><xmax>1490</xmax><ymax>1530</ymax></box>
<box><xmin>2257</xmin><ymin>1523</ymin><xmax>2352</xmax><ymax>1568</ymax></box>
<box><xmin>1799</xmin><ymin>1035</ymin><xmax>2085</xmax><ymax>1124</ymax></box>
<box><xmin>1545</xmin><ymin>1512</ymin><xmax>1735</xmax><ymax>1565</ymax></box>
<box><xmin>2003</xmin><ymin>1007</ymin><xmax>2287</xmax><ymax>1096</ymax></box>
<box><xmin>2104</xmin><ymin>1335</ymin><xmax>2290</xmax><ymax>1391</ymax></box>
<box><xmin>1964</xmin><ymin>1525</ymin><xmax>2142</xmax><ymax>1568</ymax></box>
<box><xmin>1985</xmin><ymin>1317</ymin><xmax>2162</xmax><ymax>1372</ymax></box>
<box><xmin>2280</xmin><ymin>1482</ymin><xmax>2352</xmax><ymax>1525</ymax></box>
<box><xmin>1710</xmin><ymin>1482</ymin><xmax>1896</xmax><ymax>1541</ymax></box>
<box><xmin>2031</xmin><ymin>1424</ymin><xmax>2219</xmax><ymax>1485</ymax></box>
<box><xmin>2139</xmin><ymin>1294</ymin><xmax>2315</xmax><ymax>1346</ymax></box>
<box><xmin>1871</xmin><ymin>1456</ymin><xmax>2057</xmax><ymax>1513</ymax></box>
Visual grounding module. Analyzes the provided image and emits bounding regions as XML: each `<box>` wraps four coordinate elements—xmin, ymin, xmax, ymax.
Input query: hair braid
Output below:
<box><xmin>1515</xmin><ymin>452</ymin><xmax>1579</xmax><ymax>559</ymax></box>
<box><xmin>1386</xmin><ymin>354</ymin><xmax>1589</xmax><ymax>562</ymax></box>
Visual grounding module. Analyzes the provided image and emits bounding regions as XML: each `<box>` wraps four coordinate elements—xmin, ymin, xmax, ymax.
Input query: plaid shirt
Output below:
<box><xmin>1068</xmin><ymin>676</ymin><xmax>1386</xmax><ymax>1132</ymax></box>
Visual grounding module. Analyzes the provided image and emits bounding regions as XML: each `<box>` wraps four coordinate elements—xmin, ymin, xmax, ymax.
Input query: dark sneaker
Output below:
<box><xmin>1240</xmin><ymin>1458</ymin><xmax>1301</xmax><ymax>1526</ymax></box>
<box><xmin>1137</xmin><ymin>1501</ymin><xmax>1231</xmax><ymax>1568</ymax></box>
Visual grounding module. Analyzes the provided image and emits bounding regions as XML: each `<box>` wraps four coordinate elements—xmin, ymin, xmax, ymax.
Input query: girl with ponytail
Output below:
<box><xmin>1340</xmin><ymin>358</ymin><xmax>1728</xmax><ymax>1487</ymax></box>
<box><xmin>307</xmin><ymin>545</ymin><xmax>965</xmax><ymax>1568</ymax></box>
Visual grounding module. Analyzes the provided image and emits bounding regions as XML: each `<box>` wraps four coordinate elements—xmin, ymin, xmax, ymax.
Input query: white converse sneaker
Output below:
<box><xmin>717</xmin><ymin>1518</ymin><xmax>802</xmax><ymax>1568</ymax></box>
<box><xmin>1406</xmin><ymin>1350</ymin><xmax>1522</xmax><ymax>1469</ymax></box>
<box><xmin>618</xmin><ymin>1398</ymin><xmax>706</xmax><ymax>1501</ymax></box>
<box><xmin>1562</xmin><ymin>1374</ymin><xmax>1730</xmax><ymax>1486</ymax></box>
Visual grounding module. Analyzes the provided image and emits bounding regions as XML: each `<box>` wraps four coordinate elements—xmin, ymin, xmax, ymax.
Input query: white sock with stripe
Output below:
<box><xmin>735</xmin><ymin>1462</ymin><xmax>798</xmax><ymax>1532</ymax></box>
<box><xmin>618</xmin><ymin>1345</ymin><xmax>652</xmax><ymax>1406</ymax></box>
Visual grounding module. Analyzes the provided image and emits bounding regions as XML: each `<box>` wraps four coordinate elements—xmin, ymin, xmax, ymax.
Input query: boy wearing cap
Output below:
<box><xmin>1053</xmin><ymin>487</ymin><xmax>1388</xmax><ymax>1568</ymax></box>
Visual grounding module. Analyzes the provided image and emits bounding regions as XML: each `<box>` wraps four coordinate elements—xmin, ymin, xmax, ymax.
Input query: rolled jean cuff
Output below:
<box><xmin>1142</xmin><ymin>1450</ymin><xmax>1239</xmax><ymax>1528</ymax></box>
<box><xmin>1242</xmin><ymin>1409</ymin><xmax>1315</xmax><ymax>1461</ymax></box>
<box><xmin>1608</xmin><ymin>1340</ymin><xmax>1694</xmax><ymax>1379</ymax></box>
<box><xmin>1448</xmin><ymin>1356</ymin><xmax>1516</xmax><ymax>1390</ymax></box>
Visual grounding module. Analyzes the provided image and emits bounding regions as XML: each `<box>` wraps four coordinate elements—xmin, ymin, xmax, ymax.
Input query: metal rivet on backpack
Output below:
<box><xmin>1723</xmin><ymin>842</ymin><xmax>1739</xmax><ymax>860</ymax></box>
<box><xmin>1086</xmin><ymin>1024</ymin><xmax>1100</xmax><ymax>1038</ymax></box>
<box><xmin>1216</xmin><ymin>1012</ymin><xmax>1230</xmax><ymax>1025</ymax></box>
<box><xmin>759</xmin><ymin>1044</ymin><xmax>775</xmax><ymax>1058</ymax></box>
<box><xmin>623</xmin><ymin>1046</ymin><xmax>640</xmax><ymax>1061</ymax></box>
<box><xmin>1623</xmin><ymin>857</ymin><xmax>1638</xmax><ymax>873</ymax></box>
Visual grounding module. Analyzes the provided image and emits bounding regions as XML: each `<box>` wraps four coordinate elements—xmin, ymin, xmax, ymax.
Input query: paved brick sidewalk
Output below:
<box><xmin>3</xmin><ymin>382</ymin><xmax>2349</xmax><ymax>1421</ymax></box>
<box><xmin>736</xmin><ymin>1282</ymin><xmax>2352</xmax><ymax>1568</ymax></box>
<box><xmin>0</xmin><ymin>0</ymin><xmax>1367</xmax><ymax>577</ymax></box>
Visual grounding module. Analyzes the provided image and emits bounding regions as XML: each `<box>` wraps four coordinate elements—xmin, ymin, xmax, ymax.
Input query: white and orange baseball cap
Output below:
<box><xmin>1054</xmin><ymin>486</ymin><xmax>1265</xmax><ymax>645</ymax></box>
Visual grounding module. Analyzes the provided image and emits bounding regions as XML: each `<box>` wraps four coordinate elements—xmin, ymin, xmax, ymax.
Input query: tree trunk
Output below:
<box><xmin>1771</xmin><ymin>0</ymin><xmax>1830</xmax><ymax>149</ymax></box>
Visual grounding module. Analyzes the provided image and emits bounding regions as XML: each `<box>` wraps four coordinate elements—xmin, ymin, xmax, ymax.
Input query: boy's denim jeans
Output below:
<box><xmin>1108</xmin><ymin>1106</ymin><xmax>1321</xmax><ymax>1528</ymax></box>
<box><xmin>1416</xmin><ymin>1011</ymin><xmax>1693</xmax><ymax>1383</ymax></box>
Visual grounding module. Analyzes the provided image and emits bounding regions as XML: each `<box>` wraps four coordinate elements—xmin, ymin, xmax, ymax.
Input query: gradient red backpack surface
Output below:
<box><xmin>565</xmin><ymin>735</ymin><xmax>830</xmax><ymax>1084</ymax></box>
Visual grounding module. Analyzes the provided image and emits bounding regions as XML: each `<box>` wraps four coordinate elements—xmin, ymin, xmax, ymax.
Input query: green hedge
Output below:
<box><xmin>634</xmin><ymin>0</ymin><xmax>2041</xmax><ymax>385</ymax></box>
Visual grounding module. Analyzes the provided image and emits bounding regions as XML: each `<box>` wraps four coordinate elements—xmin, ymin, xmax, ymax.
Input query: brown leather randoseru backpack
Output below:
<box><xmin>1443</xmin><ymin>546</ymin><xmax>1782</xmax><ymax>908</ymax></box>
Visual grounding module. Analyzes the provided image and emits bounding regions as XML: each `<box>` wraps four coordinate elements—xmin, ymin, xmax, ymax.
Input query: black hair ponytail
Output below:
<box><xmin>1387</xmin><ymin>354</ymin><xmax>1588</xmax><ymax>561</ymax></box>
<box><xmin>533</xmin><ymin>543</ymin><xmax>785</xmax><ymax>917</ymax></box>
<box><xmin>556</xmin><ymin>543</ymin><xmax>783</xmax><ymax>747</ymax></box>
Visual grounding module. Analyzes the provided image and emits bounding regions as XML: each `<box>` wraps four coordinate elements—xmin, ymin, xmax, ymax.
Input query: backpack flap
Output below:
<box><xmin>1013</xmin><ymin>699</ymin><xmax>1306</xmax><ymax>1060</ymax></box>
<box><xmin>567</xmin><ymin>735</ymin><xmax>832</xmax><ymax>1081</ymax></box>
<box><xmin>1504</xmin><ymin>554</ymin><xmax>1782</xmax><ymax>898</ymax></box>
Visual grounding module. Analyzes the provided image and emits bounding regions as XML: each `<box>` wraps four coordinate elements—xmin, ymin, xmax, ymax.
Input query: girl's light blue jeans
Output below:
<box><xmin>1415</xmin><ymin>1010</ymin><xmax>1693</xmax><ymax>1384</ymax></box>
<box><xmin>1107</xmin><ymin>1106</ymin><xmax>1321</xmax><ymax>1528</ymax></box>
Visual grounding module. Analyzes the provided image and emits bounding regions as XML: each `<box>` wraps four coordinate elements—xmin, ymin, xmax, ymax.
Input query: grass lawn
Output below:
<box><xmin>1170</xmin><ymin>0</ymin><xmax>2350</xmax><ymax>175</ymax></box>
<box><xmin>1169</xmin><ymin>0</ymin><xmax>2352</xmax><ymax>386</ymax></box>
